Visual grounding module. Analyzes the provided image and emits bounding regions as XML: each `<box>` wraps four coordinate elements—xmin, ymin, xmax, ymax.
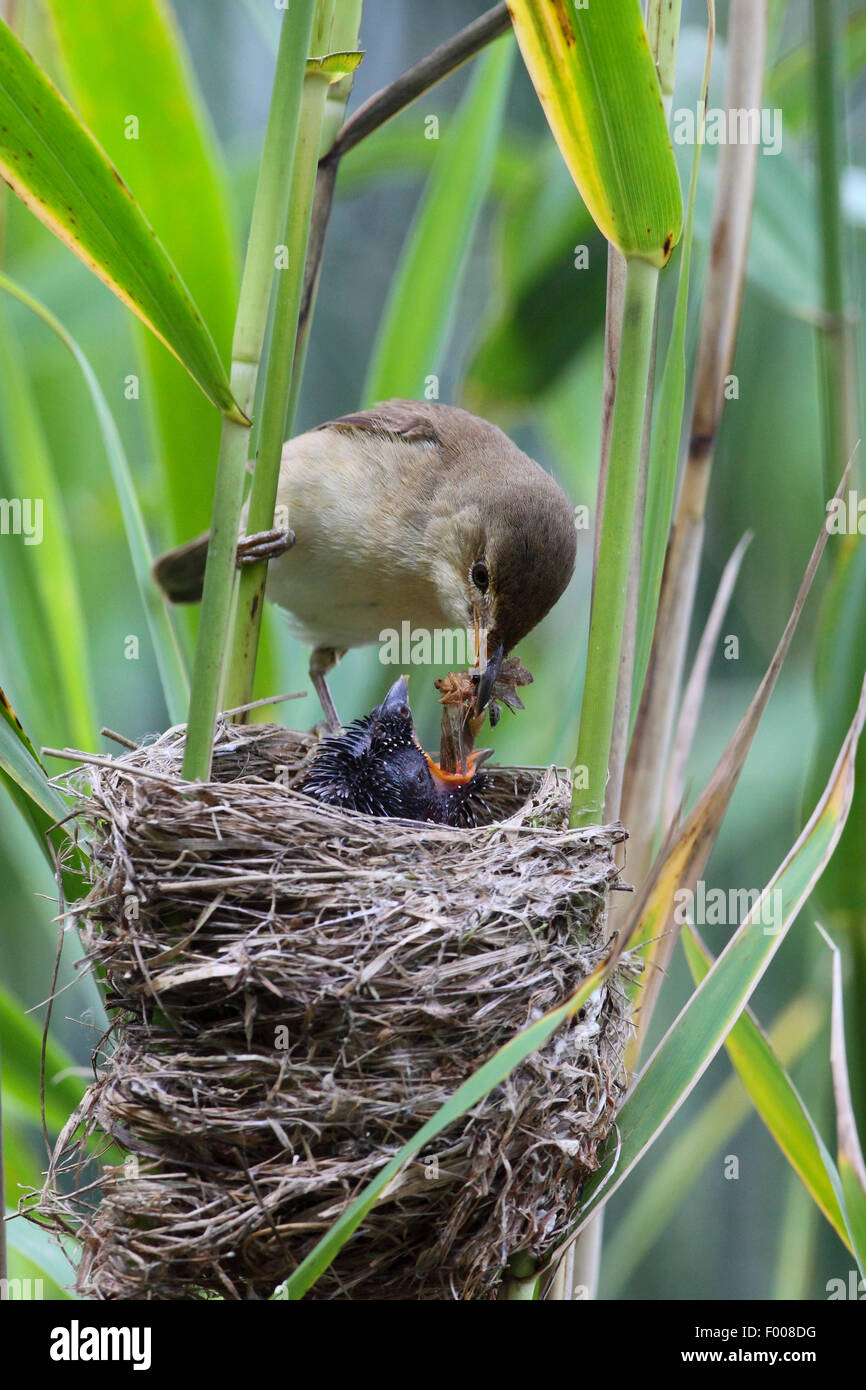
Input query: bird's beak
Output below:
<box><xmin>374</xmin><ymin>674</ymin><xmax>412</xmax><ymax>722</ymax></box>
<box><xmin>474</xmin><ymin>643</ymin><xmax>505</xmax><ymax>716</ymax></box>
<box><xmin>424</xmin><ymin>748</ymin><xmax>492</xmax><ymax>789</ymax></box>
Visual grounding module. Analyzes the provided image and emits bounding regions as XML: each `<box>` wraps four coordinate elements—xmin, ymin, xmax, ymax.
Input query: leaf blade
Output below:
<box><xmin>507</xmin><ymin>0</ymin><xmax>682</xmax><ymax>265</ymax></box>
<box><xmin>633</xmin><ymin>12</ymin><xmax>714</xmax><ymax>709</ymax></box>
<box><xmin>0</xmin><ymin>16</ymin><xmax>241</xmax><ymax>421</ymax></box>
<box><xmin>0</xmin><ymin>272</ymin><xmax>189</xmax><ymax>726</ymax></box>
<box><xmin>0</xmin><ymin>983</ymin><xmax>85</xmax><ymax>1135</ymax></box>
<box><xmin>4</xmin><ymin>1208</ymin><xmax>79</xmax><ymax>1298</ymax></box>
<box><xmin>683</xmin><ymin>927</ymin><xmax>850</xmax><ymax>1249</ymax></box>
<box><xmin>363</xmin><ymin>37</ymin><xmax>514</xmax><ymax>404</ymax></box>
<box><xmin>44</xmin><ymin>0</ymin><xmax>241</xmax><ymax>537</ymax></box>
<box><xmin>0</xmin><ymin>304</ymin><xmax>98</xmax><ymax>752</ymax></box>
<box><xmin>823</xmin><ymin>925</ymin><xmax>866</xmax><ymax>1272</ymax></box>
<box><xmin>571</xmin><ymin>668</ymin><xmax>866</xmax><ymax>1232</ymax></box>
<box><xmin>603</xmin><ymin>990</ymin><xmax>826</xmax><ymax>1294</ymax></box>
<box><xmin>0</xmin><ymin>685</ymin><xmax>70</xmax><ymax>827</ymax></box>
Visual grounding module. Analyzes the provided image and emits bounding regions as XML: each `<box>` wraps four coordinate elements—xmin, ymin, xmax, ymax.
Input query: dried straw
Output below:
<box><xmin>36</xmin><ymin>719</ymin><xmax>630</xmax><ymax>1300</ymax></box>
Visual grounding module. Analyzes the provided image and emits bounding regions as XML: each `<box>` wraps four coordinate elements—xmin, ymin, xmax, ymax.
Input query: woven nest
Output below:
<box><xmin>36</xmin><ymin>719</ymin><xmax>630</xmax><ymax>1300</ymax></box>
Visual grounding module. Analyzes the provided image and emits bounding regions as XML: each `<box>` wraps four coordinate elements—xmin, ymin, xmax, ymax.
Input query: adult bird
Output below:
<box><xmin>153</xmin><ymin>400</ymin><xmax>577</xmax><ymax>730</ymax></box>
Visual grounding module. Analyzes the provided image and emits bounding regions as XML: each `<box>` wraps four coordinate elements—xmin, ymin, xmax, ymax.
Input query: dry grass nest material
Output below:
<box><xmin>37</xmin><ymin>718</ymin><xmax>631</xmax><ymax>1300</ymax></box>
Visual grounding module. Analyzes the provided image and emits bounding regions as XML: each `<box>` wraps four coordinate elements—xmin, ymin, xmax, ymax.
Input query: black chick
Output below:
<box><xmin>300</xmin><ymin>676</ymin><xmax>489</xmax><ymax>826</ymax></box>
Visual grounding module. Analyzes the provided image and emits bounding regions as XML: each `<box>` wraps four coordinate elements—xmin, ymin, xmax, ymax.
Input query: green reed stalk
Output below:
<box><xmin>570</xmin><ymin>256</ymin><xmax>658</xmax><ymax>828</ymax></box>
<box><xmin>182</xmin><ymin>1</ymin><xmax>315</xmax><ymax>781</ymax></box>
<box><xmin>226</xmin><ymin>4</ymin><xmax>337</xmax><ymax>714</ymax></box>
<box><xmin>812</xmin><ymin>0</ymin><xmax>858</xmax><ymax>494</ymax></box>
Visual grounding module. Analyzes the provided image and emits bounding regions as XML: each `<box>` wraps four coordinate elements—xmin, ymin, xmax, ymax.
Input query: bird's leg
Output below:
<box><xmin>236</xmin><ymin>527</ymin><xmax>295</xmax><ymax>566</ymax></box>
<box><xmin>309</xmin><ymin>646</ymin><xmax>345</xmax><ymax>734</ymax></box>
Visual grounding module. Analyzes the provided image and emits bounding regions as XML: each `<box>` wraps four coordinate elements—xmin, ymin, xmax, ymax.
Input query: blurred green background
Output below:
<box><xmin>1</xmin><ymin>0</ymin><xmax>864</xmax><ymax>1299</ymax></box>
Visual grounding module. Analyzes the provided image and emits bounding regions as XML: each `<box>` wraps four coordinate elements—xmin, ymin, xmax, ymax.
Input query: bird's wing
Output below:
<box><xmin>315</xmin><ymin>400</ymin><xmax>442</xmax><ymax>446</ymax></box>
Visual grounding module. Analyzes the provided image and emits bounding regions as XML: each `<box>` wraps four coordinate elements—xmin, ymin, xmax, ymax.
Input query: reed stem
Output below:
<box><xmin>571</xmin><ymin>256</ymin><xmax>658</xmax><ymax>828</ymax></box>
<box><xmin>812</xmin><ymin>0</ymin><xmax>858</xmax><ymax>494</ymax></box>
<box><xmin>226</xmin><ymin>10</ymin><xmax>335</xmax><ymax>713</ymax></box>
<box><xmin>181</xmin><ymin>2</ymin><xmax>315</xmax><ymax>781</ymax></box>
<box><xmin>620</xmin><ymin>0</ymin><xmax>766</xmax><ymax>891</ymax></box>
<box><xmin>296</xmin><ymin>4</ymin><xmax>512</xmax><ymax>388</ymax></box>
<box><xmin>287</xmin><ymin>0</ymin><xmax>363</xmax><ymax>440</ymax></box>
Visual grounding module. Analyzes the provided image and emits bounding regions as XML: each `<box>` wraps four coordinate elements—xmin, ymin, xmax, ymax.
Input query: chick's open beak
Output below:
<box><xmin>474</xmin><ymin>643</ymin><xmax>505</xmax><ymax>716</ymax></box>
<box><xmin>424</xmin><ymin>748</ymin><xmax>492</xmax><ymax>789</ymax></box>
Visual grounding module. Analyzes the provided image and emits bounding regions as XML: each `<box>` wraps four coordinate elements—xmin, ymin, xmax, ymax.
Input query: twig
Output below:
<box><xmin>100</xmin><ymin>727</ymin><xmax>138</xmax><ymax>750</ymax></box>
<box><xmin>40</xmin><ymin>916</ymin><xmax>67</xmax><ymax>1159</ymax></box>
<box><xmin>219</xmin><ymin>690</ymin><xmax>307</xmax><ymax>720</ymax></box>
<box><xmin>328</xmin><ymin>4</ymin><xmax>511</xmax><ymax>165</ymax></box>
<box><xmin>42</xmin><ymin>749</ymin><xmax>184</xmax><ymax>787</ymax></box>
<box><xmin>296</xmin><ymin>4</ymin><xmax>511</xmax><ymax>354</ymax></box>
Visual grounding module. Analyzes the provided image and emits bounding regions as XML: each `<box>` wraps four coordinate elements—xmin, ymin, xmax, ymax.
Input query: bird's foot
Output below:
<box><xmin>236</xmin><ymin>527</ymin><xmax>295</xmax><ymax>566</ymax></box>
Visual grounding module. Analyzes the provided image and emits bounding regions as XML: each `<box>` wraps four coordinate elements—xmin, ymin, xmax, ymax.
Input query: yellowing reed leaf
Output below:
<box><xmin>507</xmin><ymin>0</ymin><xmax>683</xmax><ymax>264</ymax></box>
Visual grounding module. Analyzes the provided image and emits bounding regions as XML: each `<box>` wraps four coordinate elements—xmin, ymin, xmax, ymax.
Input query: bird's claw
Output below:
<box><xmin>236</xmin><ymin>527</ymin><xmax>295</xmax><ymax>566</ymax></box>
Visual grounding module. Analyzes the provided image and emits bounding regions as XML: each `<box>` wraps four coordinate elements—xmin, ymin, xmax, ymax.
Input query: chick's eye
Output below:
<box><xmin>471</xmin><ymin>560</ymin><xmax>489</xmax><ymax>593</ymax></box>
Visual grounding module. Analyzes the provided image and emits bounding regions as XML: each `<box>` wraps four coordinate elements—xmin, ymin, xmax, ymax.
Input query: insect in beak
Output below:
<box><xmin>474</xmin><ymin>643</ymin><xmax>505</xmax><ymax>716</ymax></box>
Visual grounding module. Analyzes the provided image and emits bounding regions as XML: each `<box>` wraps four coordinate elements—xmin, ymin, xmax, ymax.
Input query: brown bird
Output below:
<box><xmin>153</xmin><ymin>400</ymin><xmax>577</xmax><ymax>730</ymax></box>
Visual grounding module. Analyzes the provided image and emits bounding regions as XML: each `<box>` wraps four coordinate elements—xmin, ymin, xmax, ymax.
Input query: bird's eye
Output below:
<box><xmin>471</xmin><ymin>560</ymin><xmax>489</xmax><ymax>593</ymax></box>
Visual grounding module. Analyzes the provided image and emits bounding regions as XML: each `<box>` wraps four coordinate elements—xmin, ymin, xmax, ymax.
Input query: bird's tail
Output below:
<box><xmin>152</xmin><ymin>532</ymin><xmax>210</xmax><ymax>603</ymax></box>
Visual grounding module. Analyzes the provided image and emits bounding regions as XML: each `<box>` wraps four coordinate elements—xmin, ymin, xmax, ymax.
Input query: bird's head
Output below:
<box><xmin>429</xmin><ymin>476</ymin><xmax>577</xmax><ymax>713</ymax></box>
<box><xmin>301</xmin><ymin>675</ymin><xmax>489</xmax><ymax>825</ymax></box>
<box><xmin>360</xmin><ymin>675</ymin><xmax>491</xmax><ymax>825</ymax></box>
<box><xmin>300</xmin><ymin>675</ymin><xmax>424</xmax><ymax>819</ymax></box>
